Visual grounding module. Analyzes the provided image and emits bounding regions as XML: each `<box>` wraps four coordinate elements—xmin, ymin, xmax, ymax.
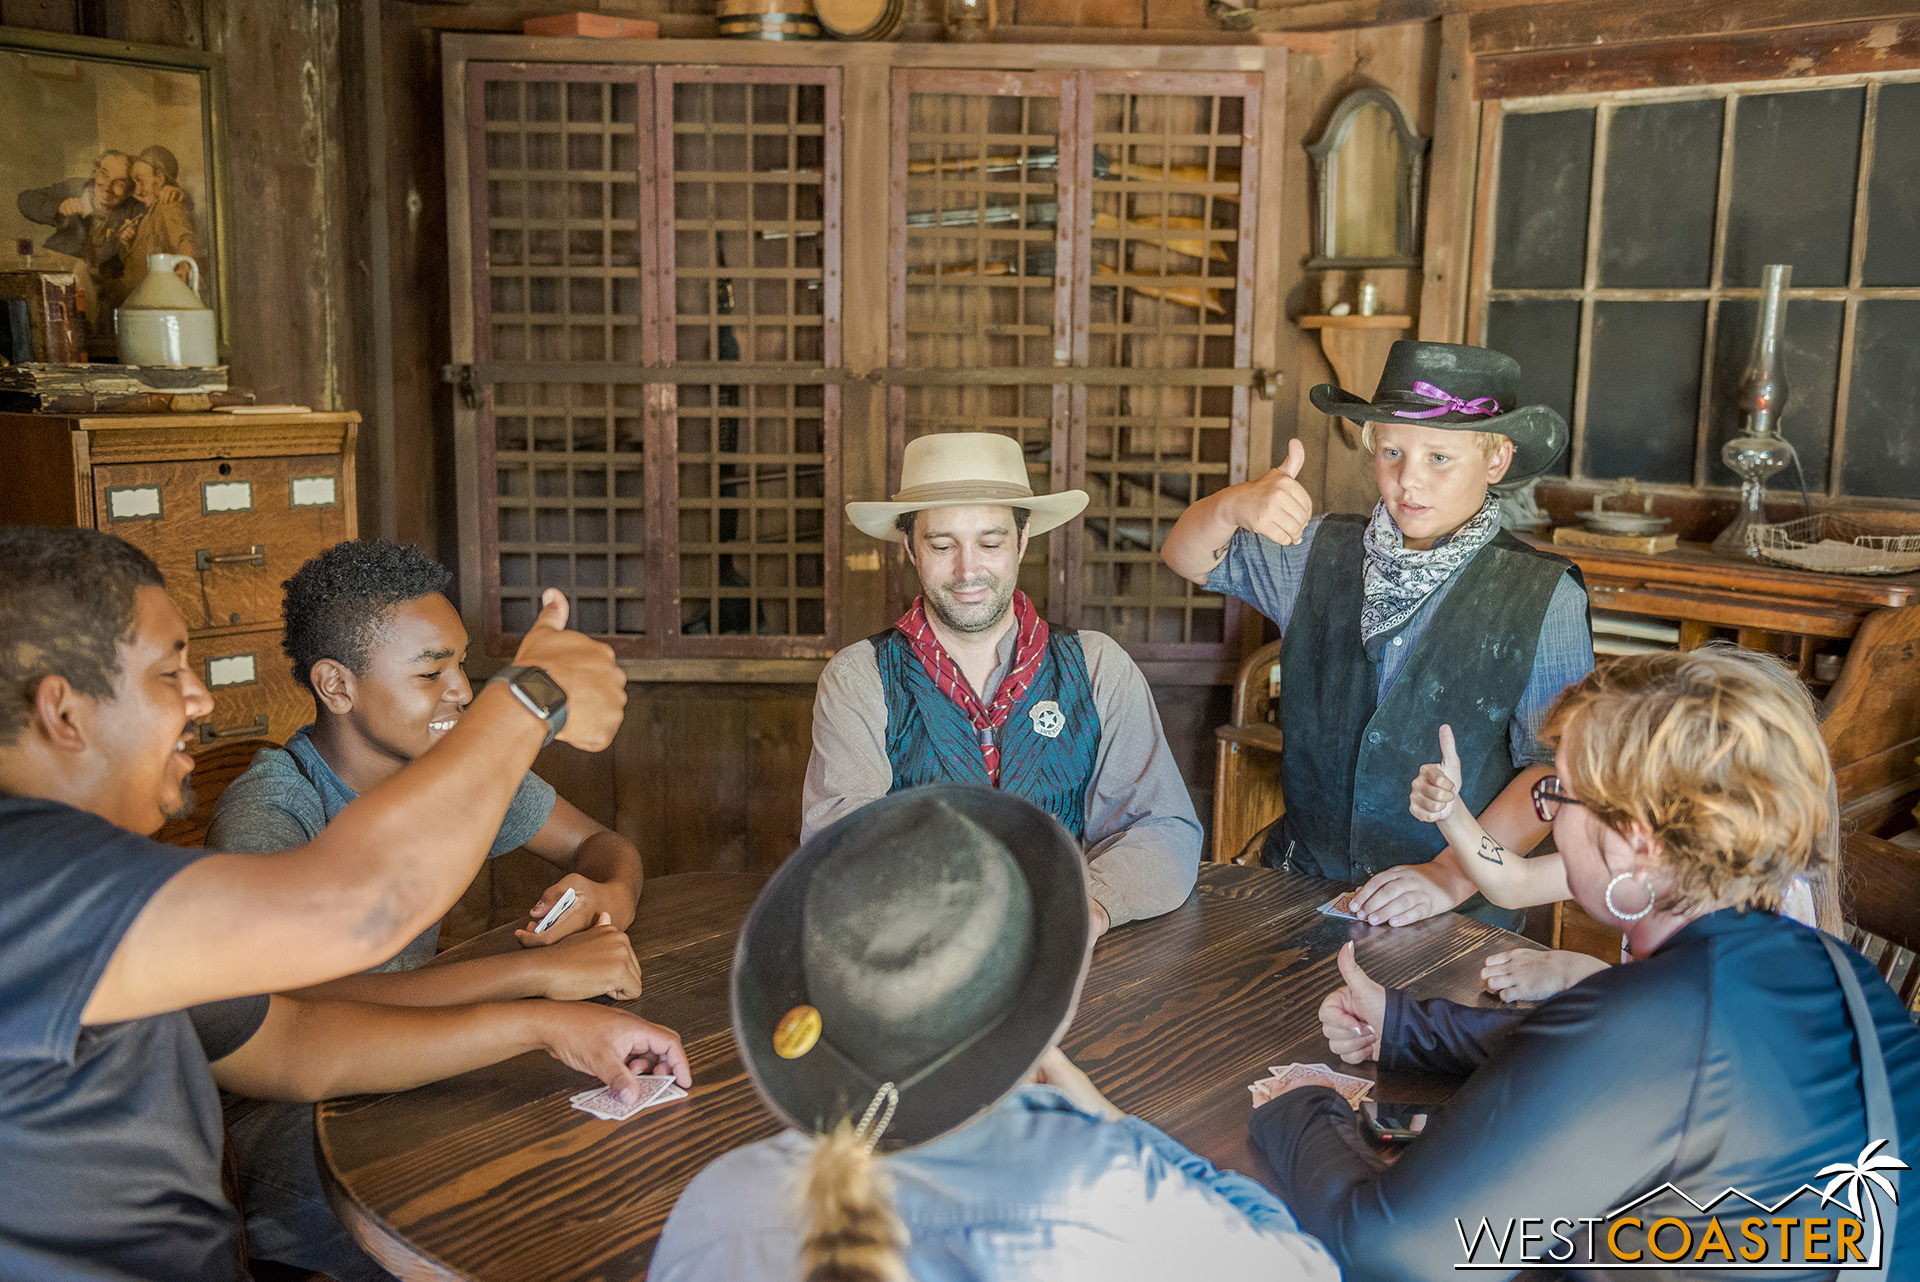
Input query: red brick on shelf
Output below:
<box><xmin>522</xmin><ymin>12</ymin><xmax>660</xmax><ymax>38</ymax></box>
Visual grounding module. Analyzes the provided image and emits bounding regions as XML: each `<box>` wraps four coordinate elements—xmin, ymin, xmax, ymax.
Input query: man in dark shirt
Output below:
<box><xmin>0</xmin><ymin>526</ymin><xmax>682</xmax><ymax>1282</ymax></box>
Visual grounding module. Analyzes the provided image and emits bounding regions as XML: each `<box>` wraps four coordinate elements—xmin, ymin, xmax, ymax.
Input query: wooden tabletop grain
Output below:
<box><xmin>318</xmin><ymin>864</ymin><xmax>1535</xmax><ymax>1281</ymax></box>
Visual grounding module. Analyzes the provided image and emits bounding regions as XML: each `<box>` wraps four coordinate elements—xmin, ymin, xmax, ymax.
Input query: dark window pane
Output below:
<box><xmin>1865</xmin><ymin>81</ymin><xmax>1920</xmax><ymax>286</ymax></box>
<box><xmin>1598</xmin><ymin>99</ymin><xmax>1722</xmax><ymax>289</ymax></box>
<box><xmin>1583</xmin><ymin>302</ymin><xmax>1705</xmax><ymax>484</ymax></box>
<box><xmin>1491</xmin><ymin>109</ymin><xmax>1593</xmax><ymax>290</ymax></box>
<box><xmin>1706</xmin><ymin>298</ymin><xmax>1842</xmax><ymax>491</ymax></box>
<box><xmin>1723</xmin><ymin>88</ymin><xmax>1863</xmax><ymax>288</ymax></box>
<box><xmin>1840</xmin><ymin>301</ymin><xmax>1920</xmax><ymax>498</ymax></box>
<box><xmin>1485</xmin><ymin>299</ymin><xmax>1580</xmax><ymax>480</ymax></box>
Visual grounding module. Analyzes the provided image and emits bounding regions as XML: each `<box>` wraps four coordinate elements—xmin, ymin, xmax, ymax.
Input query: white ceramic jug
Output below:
<box><xmin>116</xmin><ymin>254</ymin><xmax>217</xmax><ymax>367</ymax></box>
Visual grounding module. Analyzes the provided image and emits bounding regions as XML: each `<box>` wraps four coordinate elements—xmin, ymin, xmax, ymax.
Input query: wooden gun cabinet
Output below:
<box><xmin>442</xmin><ymin>35</ymin><xmax>1291</xmax><ymax>685</ymax></box>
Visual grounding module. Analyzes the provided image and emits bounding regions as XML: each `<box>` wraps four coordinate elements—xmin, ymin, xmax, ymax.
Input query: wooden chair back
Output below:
<box><xmin>1840</xmin><ymin>829</ymin><xmax>1920</xmax><ymax>1014</ymax></box>
<box><xmin>155</xmin><ymin>738</ymin><xmax>273</xmax><ymax>848</ymax></box>
<box><xmin>1211</xmin><ymin>639</ymin><xmax>1286</xmax><ymax>863</ymax></box>
<box><xmin>1822</xmin><ymin>603</ymin><xmax>1920</xmax><ymax>832</ymax></box>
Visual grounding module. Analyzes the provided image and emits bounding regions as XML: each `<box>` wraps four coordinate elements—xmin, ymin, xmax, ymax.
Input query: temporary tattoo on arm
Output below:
<box><xmin>1475</xmin><ymin>835</ymin><xmax>1507</xmax><ymax>867</ymax></box>
<box><xmin>1210</xmin><ymin>542</ymin><xmax>1231</xmax><ymax>564</ymax></box>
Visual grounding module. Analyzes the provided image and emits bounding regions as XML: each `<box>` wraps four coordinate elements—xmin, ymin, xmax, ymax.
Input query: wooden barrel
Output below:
<box><xmin>717</xmin><ymin>0</ymin><xmax>821</xmax><ymax>39</ymax></box>
<box><xmin>815</xmin><ymin>0</ymin><xmax>902</xmax><ymax>40</ymax></box>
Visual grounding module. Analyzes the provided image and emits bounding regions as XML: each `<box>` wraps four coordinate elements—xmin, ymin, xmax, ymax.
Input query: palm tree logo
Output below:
<box><xmin>1817</xmin><ymin>1139</ymin><xmax>1909</xmax><ymax>1266</ymax></box>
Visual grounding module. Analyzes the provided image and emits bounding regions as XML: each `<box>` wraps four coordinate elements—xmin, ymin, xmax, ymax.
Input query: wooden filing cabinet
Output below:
<box><xmin>0</xmin><ymin>410</ymin><xmax>359</xmax><ymax>749</ymax></box>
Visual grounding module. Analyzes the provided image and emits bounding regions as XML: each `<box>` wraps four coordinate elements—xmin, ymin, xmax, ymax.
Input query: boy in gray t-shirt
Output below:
<box><xmin>207</xmin><ymin>539</ymin><xmax>648</xmax><ymax>1281</ymax></box>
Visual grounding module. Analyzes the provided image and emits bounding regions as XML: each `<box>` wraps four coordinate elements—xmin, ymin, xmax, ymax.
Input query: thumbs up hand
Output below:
<box><xmin>1410</xmin><ymin>724</ymin><xmax>1464</xmax><ymax>824</ymax></box>
<box><xmin>1226</xmin><ymin>438</ymin><xmax>1315</xmax><ymax>547</ymax></box>
<box><xmin>509</xmin><ymin>589</ymin><xmax>628</xmax><ymax>751</ymax></box>
<box><xmin>1319</xmin><ymin>942</ymin><xmax>1386</xmax><ymax>1064</ymax></box>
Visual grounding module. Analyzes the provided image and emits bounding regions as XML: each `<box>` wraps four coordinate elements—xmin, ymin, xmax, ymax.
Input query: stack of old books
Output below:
<box><xmin>0</xmin><ymin>362</ymin><xmax>252</xmax><ymax>414</ymax></box>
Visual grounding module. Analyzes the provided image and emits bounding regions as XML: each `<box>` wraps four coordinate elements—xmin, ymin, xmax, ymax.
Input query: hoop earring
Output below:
<box><xmin>1604</xmin><ymin>872</ymin><xmax>1654</xmax><ymax>922</ymax></box>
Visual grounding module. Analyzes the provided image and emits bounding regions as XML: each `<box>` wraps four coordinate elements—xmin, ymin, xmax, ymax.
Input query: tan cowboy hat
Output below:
<box><xmin>846</xmin><ymin>433</ymin><xmax>1088</xmax><ymax>542</ymax></box>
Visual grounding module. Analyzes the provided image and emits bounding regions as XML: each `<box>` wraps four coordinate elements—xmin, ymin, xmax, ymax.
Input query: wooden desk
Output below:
<box><xmin>1520</xmin><ymin>534</ymin><xmax>1920</xmax><ymax>836</ymax></box>
<box><xmin>318</xmin><ymin>866</ymin><xmax>1531</xmax><ymax>1280</ymax></box>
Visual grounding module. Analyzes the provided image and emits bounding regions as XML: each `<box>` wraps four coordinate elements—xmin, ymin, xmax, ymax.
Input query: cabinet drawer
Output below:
<box><xmin>93</xmin><ymin>456</ymin><xmax>348</xmax><ymax>631</ymax></box>
<box><xmin>194</xmin><ymin>629</ymin><xmax>314</xmax><ymax>751</ymax></box>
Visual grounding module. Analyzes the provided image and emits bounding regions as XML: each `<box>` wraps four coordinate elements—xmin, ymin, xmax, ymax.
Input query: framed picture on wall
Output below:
<box><xmin>0</xmin><ymin>26</ymin><xmax>232</xmax><ymax>362</ymax></box>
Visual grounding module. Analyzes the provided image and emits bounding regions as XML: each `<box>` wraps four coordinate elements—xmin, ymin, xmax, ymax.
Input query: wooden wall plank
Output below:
<box><xmin>744</xmin><ymin>692</ymin><xmax>814</xmax><ymax>871</ymax></box>
<box><xmin>0</xmin><ymin>0</ymin><xmax>79</xmax><ymax>31</ymax></box>
<box><xmin>204</xmin><ymin>0</ymin><xmax>354</xmax><ymax>413</ymax></box>
<box><xmin>1469</xmin><ymin>0</ymin><xmax>1920</xmax><ymax>55</ymax></box>
<box><xmin>1418</xmin><ymin>13</ymin><xmax>1477</xmax><ymax>342</ymax></box>
<box><xmin>1476</xmin><ymin>17</ymin><xmax>1920</xmax><ymax>99</ymax></box>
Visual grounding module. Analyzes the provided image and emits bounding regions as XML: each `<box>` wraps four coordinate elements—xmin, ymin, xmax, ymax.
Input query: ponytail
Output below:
<box><xmin>799</xmin><ymin>1120</ymin><xmax>908</xmax><ymax>1282</ymax></box>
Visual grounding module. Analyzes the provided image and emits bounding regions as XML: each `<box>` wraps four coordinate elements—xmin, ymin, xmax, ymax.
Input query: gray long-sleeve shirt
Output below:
<box><xmin>801</xmin><ymin>627</ymin><xmax>1202</xmax><ymax>928</ymax></box>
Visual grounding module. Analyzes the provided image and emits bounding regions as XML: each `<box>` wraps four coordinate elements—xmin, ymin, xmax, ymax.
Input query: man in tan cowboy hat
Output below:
<box><xmin>802</xmin><ymin>432</ymin><xmax>1201</xmax><ymax>941</ymax></box>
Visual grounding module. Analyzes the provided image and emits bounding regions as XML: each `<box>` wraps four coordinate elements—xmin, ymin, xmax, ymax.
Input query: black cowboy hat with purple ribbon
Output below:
<box><xmin>1310</xmin><ymin>340</ymin><xmax>1569</xmax><ymax>485</ymax></box>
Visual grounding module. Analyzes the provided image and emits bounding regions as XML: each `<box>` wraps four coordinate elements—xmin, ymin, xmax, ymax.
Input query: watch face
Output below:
<box><xmin>515</xmin><ymin>667</ymin><xmax>567</xmax><ymax>714</ymax></box>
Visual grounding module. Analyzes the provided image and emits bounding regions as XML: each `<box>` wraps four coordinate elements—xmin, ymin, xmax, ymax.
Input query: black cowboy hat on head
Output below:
<box><xmin>732</xmin><ymin>783</ymin><xmax>1090</xmax><ymax>1152</ymax></box>
<box><xmin>1310</xmin><ymin>340</ymin><xmax>1568</xmax><ymax>486</ymax></box>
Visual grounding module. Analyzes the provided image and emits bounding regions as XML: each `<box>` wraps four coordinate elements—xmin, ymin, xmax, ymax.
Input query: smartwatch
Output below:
<box><xmin>488</xmin><ymin>665</ymin><xmax>569</xmax><ymax>745</ymax></box>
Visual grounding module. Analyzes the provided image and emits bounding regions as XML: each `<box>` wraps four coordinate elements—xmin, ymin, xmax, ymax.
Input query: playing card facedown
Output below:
<box><xmin>569</xmin><ymin>1074</ymin><xmax>682</xmax><ymax>1121</ymax></box>
<box><xmin>1318</xmin><ymin>892</ymin><xmax>1364</xmax><ymax>920</ymax></box>
<box><xmin>1258</xmin><ymin>1062</ymin><xmax>1374</xmax><ymax>1108</ymax></box>
<box><xmin>1288</xmin><ymin>1065</ymin><xmax>1374</xmax><ymax>1108</ymax></box>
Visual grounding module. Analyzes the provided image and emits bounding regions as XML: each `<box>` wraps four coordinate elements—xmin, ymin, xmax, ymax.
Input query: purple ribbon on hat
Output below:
<box><xmin>1391</xmin><ymin>380</ymin><xmax>1500</xmax><ymax>420</ymax></box>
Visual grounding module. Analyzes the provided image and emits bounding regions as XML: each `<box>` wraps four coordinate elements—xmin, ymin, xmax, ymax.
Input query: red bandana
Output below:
<box><xmin>895</xmin><ymin>590</ymin><xmax>1050</xmax><ymax>785</ymax></box>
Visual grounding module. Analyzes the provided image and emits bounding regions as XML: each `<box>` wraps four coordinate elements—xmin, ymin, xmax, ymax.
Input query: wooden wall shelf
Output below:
<box><xmin>1295</xmin><ymin>314</ymin><xmax>1411</xmax><ymax>444</ymax></box>
<box><xmin>1295</xmin><ymin>314</ymin><xmax>1413</xmax><ymax>328</ymax></box>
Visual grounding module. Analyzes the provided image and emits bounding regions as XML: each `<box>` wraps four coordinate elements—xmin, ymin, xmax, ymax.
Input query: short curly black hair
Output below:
<box><xmin>282</xmin><ymin>539</ymin><xmax>454</xmax><ymax>692</ymax></box>
<box><xmin>0</xmin><ymin>526</ymin><xmax>165</xmax><ymax>744</ymax></box>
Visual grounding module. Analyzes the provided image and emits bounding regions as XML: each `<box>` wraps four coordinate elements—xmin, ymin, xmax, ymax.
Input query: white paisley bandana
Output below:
<box><xmin>1360</xmin><ymin>492</ymin><xmax>1503</xmax><ymax>656</ymax></box>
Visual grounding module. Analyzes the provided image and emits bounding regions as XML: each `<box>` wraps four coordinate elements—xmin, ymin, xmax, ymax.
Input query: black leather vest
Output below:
<box><xmin>1265</xmin><ymin>516</ymin><xmax>1580</xmax><ymax>929</ymax></box>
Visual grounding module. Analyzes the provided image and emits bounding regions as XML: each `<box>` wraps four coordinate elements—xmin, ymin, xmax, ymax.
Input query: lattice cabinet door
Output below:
<box><xmin>656</xmin><ymin>68</ymin><xmax>841</xmax><ymax>658</ymax></box>
<box><xmin>469</xmin><ymin>66</ymin><xmax>658</xmax><ymax>654</ymax></box>
<box><xmin>463</xmin><ymin>62</ymin><xmax>840</xmax><ymax>661</ymax></box>
<box><xmin>888</xmin><ymin>68</ymin><xmax>1268</xmax><ymax>670</ymax></box>
<box><xmin>889</xmin><ymin>70</ymin><xmax>1080</xmax><ymax>617</ymax></box>
<box><xmin>1075</xmin><ymin>73</ymin><xmax>1262</xmax><ymax>663</ymax></box>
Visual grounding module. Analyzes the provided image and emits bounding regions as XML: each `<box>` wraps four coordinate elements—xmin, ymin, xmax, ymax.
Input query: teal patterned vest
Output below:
<box><xmin>873</xmin><ymin>627</ymin><xmax>1101</xmax><ymax>841</ymax></box>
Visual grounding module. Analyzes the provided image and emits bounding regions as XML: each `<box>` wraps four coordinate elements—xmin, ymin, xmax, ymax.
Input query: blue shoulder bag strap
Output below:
<box><xmin>1819</xmin><ymin>932</ymin><xmax>1902</xmax><ymax>1278</ymax></box>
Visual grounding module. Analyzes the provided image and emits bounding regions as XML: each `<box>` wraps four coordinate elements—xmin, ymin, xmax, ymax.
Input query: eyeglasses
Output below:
<box><xmin>1531</xmin><ymin>775</ymin><xmax>1585</xmax><ymax>823</ymax></box>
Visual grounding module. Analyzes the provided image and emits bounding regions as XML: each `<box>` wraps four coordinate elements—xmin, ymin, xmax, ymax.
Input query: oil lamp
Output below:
<box><xmin>1711</xmin><ymin>264</ymin><xmax>1798</xmax><ymax>560</ymax></box>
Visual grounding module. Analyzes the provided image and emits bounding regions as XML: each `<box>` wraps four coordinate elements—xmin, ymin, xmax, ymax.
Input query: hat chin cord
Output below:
<box><xmin>853</xmin><ymin>1083</ymin><xmax>900</xmax><ymax>1153</ymax></box>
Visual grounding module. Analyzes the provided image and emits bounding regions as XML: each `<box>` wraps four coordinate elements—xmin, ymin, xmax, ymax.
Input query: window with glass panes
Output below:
<box><xmin>1472</xmin><ymin>75</ymin><xmax>1920</xmax><ymax>500</ymax></box>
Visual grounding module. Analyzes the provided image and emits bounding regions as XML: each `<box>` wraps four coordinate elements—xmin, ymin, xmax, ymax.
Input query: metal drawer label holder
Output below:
<box><xmin>105</xmin><ymin>485</ymin><xmax>163</xmax><ymax>522</ymax></box>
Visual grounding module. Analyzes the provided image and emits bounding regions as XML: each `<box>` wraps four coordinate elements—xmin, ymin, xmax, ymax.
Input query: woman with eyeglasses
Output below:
<box><xmin>1403</xmin><ymin>646</ymin><xmax>1839</xmax><ymax>1003</ymax></box>
<box><xmin>1247</xmin><ymin>645</ymin><xmax>1920</xmax><ymax>1280</ymax></box>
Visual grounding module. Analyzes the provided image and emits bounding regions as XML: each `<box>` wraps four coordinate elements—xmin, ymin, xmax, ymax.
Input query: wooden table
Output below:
<box><xmin>319</xmin><ymin>865</ymin><xmax>1534</xmax><ymax>1280</ymax></box>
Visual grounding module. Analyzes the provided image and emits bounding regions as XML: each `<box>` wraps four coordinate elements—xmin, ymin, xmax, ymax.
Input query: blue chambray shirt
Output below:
<box><xmin>1207</xmin><ymin>518</ymin><xmax>1594</xmax><ymax>767</ymax></box>
<box><xmin>650</xmin><ymin>1085</ymin><xmax>1341</xmax><ymax>1282</ymax></box>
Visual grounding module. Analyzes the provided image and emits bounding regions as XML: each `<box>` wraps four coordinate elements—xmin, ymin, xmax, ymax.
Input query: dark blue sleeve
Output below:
<box><xmin>1380</xmin><ymin>989</ymin><xmax>1527</xmax><ymax>1078</ymax></box>
<box><xmin>1249</xmin><ymin>971</ymin><xmax>1697</xmax><ymax>1282</ymax></box>
<box><xmin>0</xmin><ymin>799</ymin><xmax>202</xmax><ymax>1063</ymax></box>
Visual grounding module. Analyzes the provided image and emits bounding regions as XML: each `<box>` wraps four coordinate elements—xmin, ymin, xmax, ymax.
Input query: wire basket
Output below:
<box><xmin>1748</xmin><ymin>513</ymin><xmax>1920</xmax><ymax>576</ymax></box>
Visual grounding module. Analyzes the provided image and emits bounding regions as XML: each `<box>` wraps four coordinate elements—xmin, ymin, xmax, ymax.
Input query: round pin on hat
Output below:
<box><xmin>774</xmin><ymin>1004</ymin><xmax>822</xmax><ymax>1059</ymax></box>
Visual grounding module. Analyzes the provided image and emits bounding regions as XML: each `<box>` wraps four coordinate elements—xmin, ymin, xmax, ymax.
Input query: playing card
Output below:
<box><xmin>569</xmin><ymin>1074</ymin><xmax>682</xmax><ymax>1121</ymax></box>
<box><xmin>1254</xmin><ymin>1063</ymin><xmax>1374</xmax><ymax>1108</ymax></box>
<box><xmin>1318</xmin><ymin>892</ymin><xmax>1364</xmax><ymax>920</ymax></box>
<box><xmin>1287</xmin><ymin>1064</ymin><xmax>1374</xmax><ymax>1107</ymax></box>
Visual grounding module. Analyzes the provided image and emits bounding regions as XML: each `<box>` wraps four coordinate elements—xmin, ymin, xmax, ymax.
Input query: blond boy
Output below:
<box><xmin>1162</xmin><ymin>341</ymin><xmax>1593</xmax><ymax>930</ymax></box>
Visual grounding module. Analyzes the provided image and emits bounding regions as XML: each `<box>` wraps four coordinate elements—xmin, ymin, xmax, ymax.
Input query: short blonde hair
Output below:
<box><xmin>1360</xmin><ymin>420</ymin><xmax>1509</xmax><ymax>459</ymax></box>
<box><xmin>1541</xmin><ymin>645</ymin><xmax>1832</xmax><ymax>916</ymax></box>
